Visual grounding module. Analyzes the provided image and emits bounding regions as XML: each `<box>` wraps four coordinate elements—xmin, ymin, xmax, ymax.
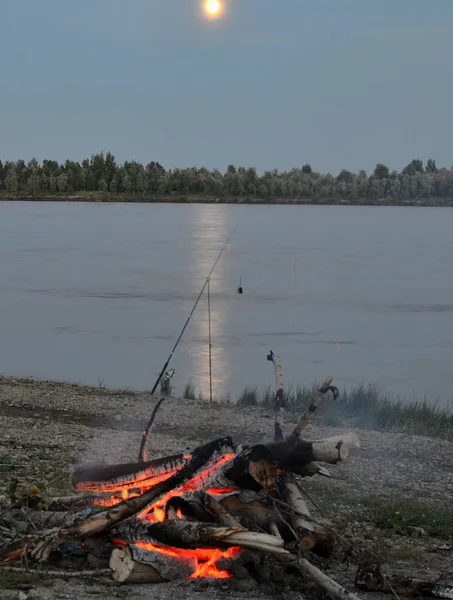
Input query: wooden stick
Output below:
<box><xmin>0</xmin><ymin>566</ymin><xmax>111</xmax><ymax>578</ymax></box>
<box><xmin>291</xmin><ymin>376</ymin><xmax>335</xmax><ymax>440</ymax></box>
<box><xmin>204</xmin><ymin>494</ymin><xmax>245</xmax><ymax>530</ymax></box>
<box><xmin>267</xmin><ymin>350</ymin><xmax>285</xmax><ymax>441</ymax></box>
<box><xmin>298</xmin><ymin>557</ymin><xmax>363</xmax><ymax>600</ymax></box>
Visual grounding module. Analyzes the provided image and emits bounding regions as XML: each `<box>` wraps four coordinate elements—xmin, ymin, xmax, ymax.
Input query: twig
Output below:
<box><xmin>0</xmin><ymin>566</ymin><xmax>111</xmax><ymax>578</ymax></box>
<box><xmin>272</xmin><ymin>499</ymin><xmax>298</xmax><ymax>541</ymax></box>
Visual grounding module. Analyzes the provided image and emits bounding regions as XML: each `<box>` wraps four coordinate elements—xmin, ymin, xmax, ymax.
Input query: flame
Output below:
<box><xmin>137</xmin><ymin>452</ymin><xmax>236</xmax><ymax>521</ymax></box>
<box><xmin>133</xmin><ymin>541</ymin><xmax>240</xmax><ymax>579</ymax></box>
<box><xmin>176</xmin><ymin>507</ymin><xmax>184</xmax><ymax>519</ymax></box>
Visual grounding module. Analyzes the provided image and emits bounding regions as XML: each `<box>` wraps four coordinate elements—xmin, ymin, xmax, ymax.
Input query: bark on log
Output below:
<box><xmin>223</xmin><ymin>444</ymin><xmax>276</xmax><ymax>490</ymax></box>
<box><xmin>114</xmin><ymin>520</ymin><xmax>288</xmax><ymax>555</ymax></box>
<box><xmin>72</xmin><ymin>453</ymin><xmax>187</xmax><ymax>492</ymax></box>
<box><xmin>266</xmin><ymin>438</ymin><xmax>348</xmax><ymax>468</ymax></box>
<box><xmin>284</xmin><ymin>477</ymin><xmax>334</xmax><ymax>557</ymax></box>
<box><xmin>267</xmin><ymin>350</ymin><xmax>285</xmax><ymax>441</ymax></box>
<box><xmin>110</xmin><ymin>547</ymin><xmax>167</xmax><ymax>583</ymax></box>
<box><xmin>204</xmin><ymin>494</ymin><xmax>245</xmax><ymax>529</ymax></box>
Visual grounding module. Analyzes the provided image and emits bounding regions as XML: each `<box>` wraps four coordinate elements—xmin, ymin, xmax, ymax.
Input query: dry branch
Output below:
<box><xmin>290</xmin><ymin>376</ymin><xmax>338</xmax><ymax>440</ymax></box>
<box><xmin>267</xmin><ymin>350</ymin><xmax>285</xmax><ymax>441</ymax></box>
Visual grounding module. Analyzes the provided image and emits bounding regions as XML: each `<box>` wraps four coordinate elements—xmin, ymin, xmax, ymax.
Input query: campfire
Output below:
<box><xmin>0</xmin><ymin>360</ymin><xmax>365</xmax><ymax>599</ymax></box>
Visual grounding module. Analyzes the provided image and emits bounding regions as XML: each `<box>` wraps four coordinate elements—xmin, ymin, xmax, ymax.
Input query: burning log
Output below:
<box><xmin>71</xmin><ymin>453</ymin><xmax>188</xmax><ymax>492</ymax></box>
<box><xmin>114</xmin><ymin>520</ymin><xmax>288</xmax><ymax>555</ymax></box>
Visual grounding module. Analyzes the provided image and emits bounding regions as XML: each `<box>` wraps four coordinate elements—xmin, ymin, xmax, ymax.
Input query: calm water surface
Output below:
<box><xmin>1</xmin><ymin>202</ymin><xmax>453</xmax><ymax>405</ymax></box>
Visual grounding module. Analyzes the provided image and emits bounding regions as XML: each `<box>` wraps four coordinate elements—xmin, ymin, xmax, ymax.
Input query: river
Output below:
<box><xmin>1</xmin><ymin>201</ymin><xmax>452</xmax><ymax>405</ymax></box>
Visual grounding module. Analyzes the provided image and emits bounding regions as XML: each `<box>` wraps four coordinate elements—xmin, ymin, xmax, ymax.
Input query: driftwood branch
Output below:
<box><xmin>267</xmin><ymin>350</ymin><xmax>285</xmax><ymax>441</ymax></box>
<box><xmin>291</xmin><ymin>376</ymin><xmax>338</xmax><ymax>440</ymax></box>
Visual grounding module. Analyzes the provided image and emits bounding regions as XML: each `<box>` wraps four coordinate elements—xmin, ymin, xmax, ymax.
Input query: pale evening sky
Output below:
<box><xmin>1</xmin><ymin>0</ymin><xmax>452</xmax><ymax>174</ymax></box>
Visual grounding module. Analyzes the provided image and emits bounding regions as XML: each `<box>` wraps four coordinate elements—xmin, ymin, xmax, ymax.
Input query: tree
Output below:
<box><xmin>337</xmin><ymin>169</ymin><xmax>354</xmax><ymax>183</ymax></box>
<box><xmin>402</xmin><ymin>159</ymin><xmax>423</xmax><ymax>176</ymax></box>
<box><xmin>373</xmin><ymin>163</ymin><xmax>389</xmax><ymax>180</ymax></box>
<box><xmin>5</xmin><ymin>164</ymin><xmax>19</xmax><ymax>193</ymax></box>
<box><xmin>426</xmin><ymin>159</ymin><xmax>438</xmax><ymax>173</ymax></box>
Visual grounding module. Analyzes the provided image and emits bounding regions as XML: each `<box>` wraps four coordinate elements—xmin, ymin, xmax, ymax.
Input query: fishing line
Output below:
<box><xmin>138</xmin><ymin>221</ymin><xmax>240</xmax><ymax>462</ymax></box>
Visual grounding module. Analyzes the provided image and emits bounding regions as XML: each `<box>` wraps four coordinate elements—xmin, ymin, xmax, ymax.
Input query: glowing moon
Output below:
<box><xmin>203</xmin><ymin>0</ymin><xmax>224</xmax><ymax>19</ymax></box>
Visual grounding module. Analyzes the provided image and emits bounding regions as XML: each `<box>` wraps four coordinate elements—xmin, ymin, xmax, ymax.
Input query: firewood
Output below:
<box><xmin>0</xmin><ymin>437</ymin><xmax>236</xmax><ymax>564</ymax></box>
<box><xmin>110</xmin><ymin>547</ymin><xmax>167</xmax><ymax>583</ymax></box>
<box><xmin>290</xmin><ymin>376</ymin><xmax>338</xmax><ymax>440</ymax></box>
<box><xmin>203</xmin><ymin>494</ymin><xmax>245</xmax><ymax>529</ymax></box>
<box><xmin>72</xmin><ymin>453</ymin><xmax>187</xmax><ymax>492</ymax></box>
<box><xmin>284</xmin><ymin>476</ymin><xmax>334</xmax><ymax>558</ymax></box>
<box><xmin>115</xmin><ymin>520</ymin><xmax>288</xmax><ymax>555</ymax></box>
<box><xmin>266</xmin><ymin>437</ymin><xmax>348</xmax><ymax>468</ymax></box>
<box><xmin>267</xmin><ymin>350</ymin><xmax>285</xmax><ymax>441</ymax></box>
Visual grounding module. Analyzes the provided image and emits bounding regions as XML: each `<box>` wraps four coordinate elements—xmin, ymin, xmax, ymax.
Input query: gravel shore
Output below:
<box><xmin>1</xmin><ymin>376</ymin><xmax>452</xmax><ymax>600</ymax></box>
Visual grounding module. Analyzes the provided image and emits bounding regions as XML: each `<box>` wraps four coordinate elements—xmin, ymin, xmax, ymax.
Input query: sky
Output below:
<box><xmin>1</xmin><ymin>0</ymin><xmax>452</xmax><ymax>174</ymax></box>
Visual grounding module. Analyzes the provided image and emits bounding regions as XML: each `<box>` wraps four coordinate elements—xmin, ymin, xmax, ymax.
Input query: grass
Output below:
<box><xmin>183</xmin><ymin>381</ymin><xmax>196</xmax><ymax>400</ymax></box>
<box><xmin>364</xmin><ymin>496</ymin><xmax>453</xmax><ymax>540</ymax></box>
<box><xmin>236</xmin><ymin>382</ymin><xmax>453</xmax><ymax>440</ymax></box>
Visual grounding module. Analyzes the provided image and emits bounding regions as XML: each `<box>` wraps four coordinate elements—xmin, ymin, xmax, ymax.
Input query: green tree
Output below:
<box><xmin>5</xmin><ymin>164</ymin><xmax>19</xmax><ymax>193</ymax></box>
<box><xmin>373</xmin><ymin>163</ymin><xmax>389</xmax><ymax>180</ymax></box>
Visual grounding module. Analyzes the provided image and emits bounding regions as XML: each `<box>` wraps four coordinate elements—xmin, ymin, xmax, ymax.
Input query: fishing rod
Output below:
<box><xmin>138</xmin><ymin>221</ymin><xmax>240</xmax><ymax>462</ymax></box>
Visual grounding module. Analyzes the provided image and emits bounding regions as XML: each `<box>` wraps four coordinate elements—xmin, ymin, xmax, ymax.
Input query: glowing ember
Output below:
<box><xmin>76</xmin><ymin>465</ymin><xmax>182</xmax><ymax>493</ymax></box>
<box><xmin>133</xmin><ymin>540</ymin><xmax>240</xmax><ymax>579</ymax></box>
<box><xmin>137</xmin><ymin>452</ymin><xmax>236</xmax><ymax>521</ymax></box>
<box><xmin>205</xmin><ymin>487</ymin><xmax>236</xmax><ymax>496</ymax></box>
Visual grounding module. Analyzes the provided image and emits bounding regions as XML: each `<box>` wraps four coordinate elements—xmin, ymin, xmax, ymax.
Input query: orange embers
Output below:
<box><xmin>205</xmin><ymin>487</ymin><xmax>236</xmax><ymax>496</ymax></box>
<box><xmin>137</xmin><ymin>452</ymin><xmax>236</xmax><ymax>522</ymax></box>
<box><xmin>76</xmin><ymin>465</ymin><xmax>183</xmax><ymax>494</ymax></box>
<box><xmin>133</xmin><ymin>541</ymin><xmax>240</xmax><ymax>579</ymax></box>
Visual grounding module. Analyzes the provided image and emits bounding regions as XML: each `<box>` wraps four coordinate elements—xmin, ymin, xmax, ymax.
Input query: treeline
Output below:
<box><xmin>1</xmin><ymin>154</ymin><xmax>453</xmax><ymax>203</ymax></box>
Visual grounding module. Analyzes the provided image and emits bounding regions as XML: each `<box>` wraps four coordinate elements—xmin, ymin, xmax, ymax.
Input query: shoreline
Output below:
<box><xmin>1</xmin><ymin>194</ymin><xmax>453</xmax><ymax>207</ymax></box>
<box><xmin>0</xmin><ymin>376</ymin><xmax>453</xmax><ymax>600</ymax></box>
<box><xmin>1</xmin><ymin>374</ymin><xmax>453</xmax><ymax>599</ymax></box>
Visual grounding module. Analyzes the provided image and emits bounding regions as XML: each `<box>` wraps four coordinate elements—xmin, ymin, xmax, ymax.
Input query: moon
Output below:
<box><xmin>203</xmin><ymin>0</ymin><xmax>224</xmax><ymax>19</ymax></box>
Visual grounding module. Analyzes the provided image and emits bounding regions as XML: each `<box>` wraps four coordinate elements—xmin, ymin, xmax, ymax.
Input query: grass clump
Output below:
<box><xmin>183</xmin><ymin>381</ymin><xmax>196</xmax><ymax>400</ymax></box>
<box><xmin>237</xmin><ymin>381</ymin><xmax>453</xmax><ymax>440</ymax></box>
<box><xmin>365</xmin><ymin>497</ymin><xmax>453</xmax><ymax>539</ymax></box>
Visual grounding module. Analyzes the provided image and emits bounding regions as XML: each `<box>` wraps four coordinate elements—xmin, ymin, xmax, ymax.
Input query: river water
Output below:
<box><xmin>1</xmin><ymin>201</ymin><xmax>453</xmax><ymax>405</ymax></box>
